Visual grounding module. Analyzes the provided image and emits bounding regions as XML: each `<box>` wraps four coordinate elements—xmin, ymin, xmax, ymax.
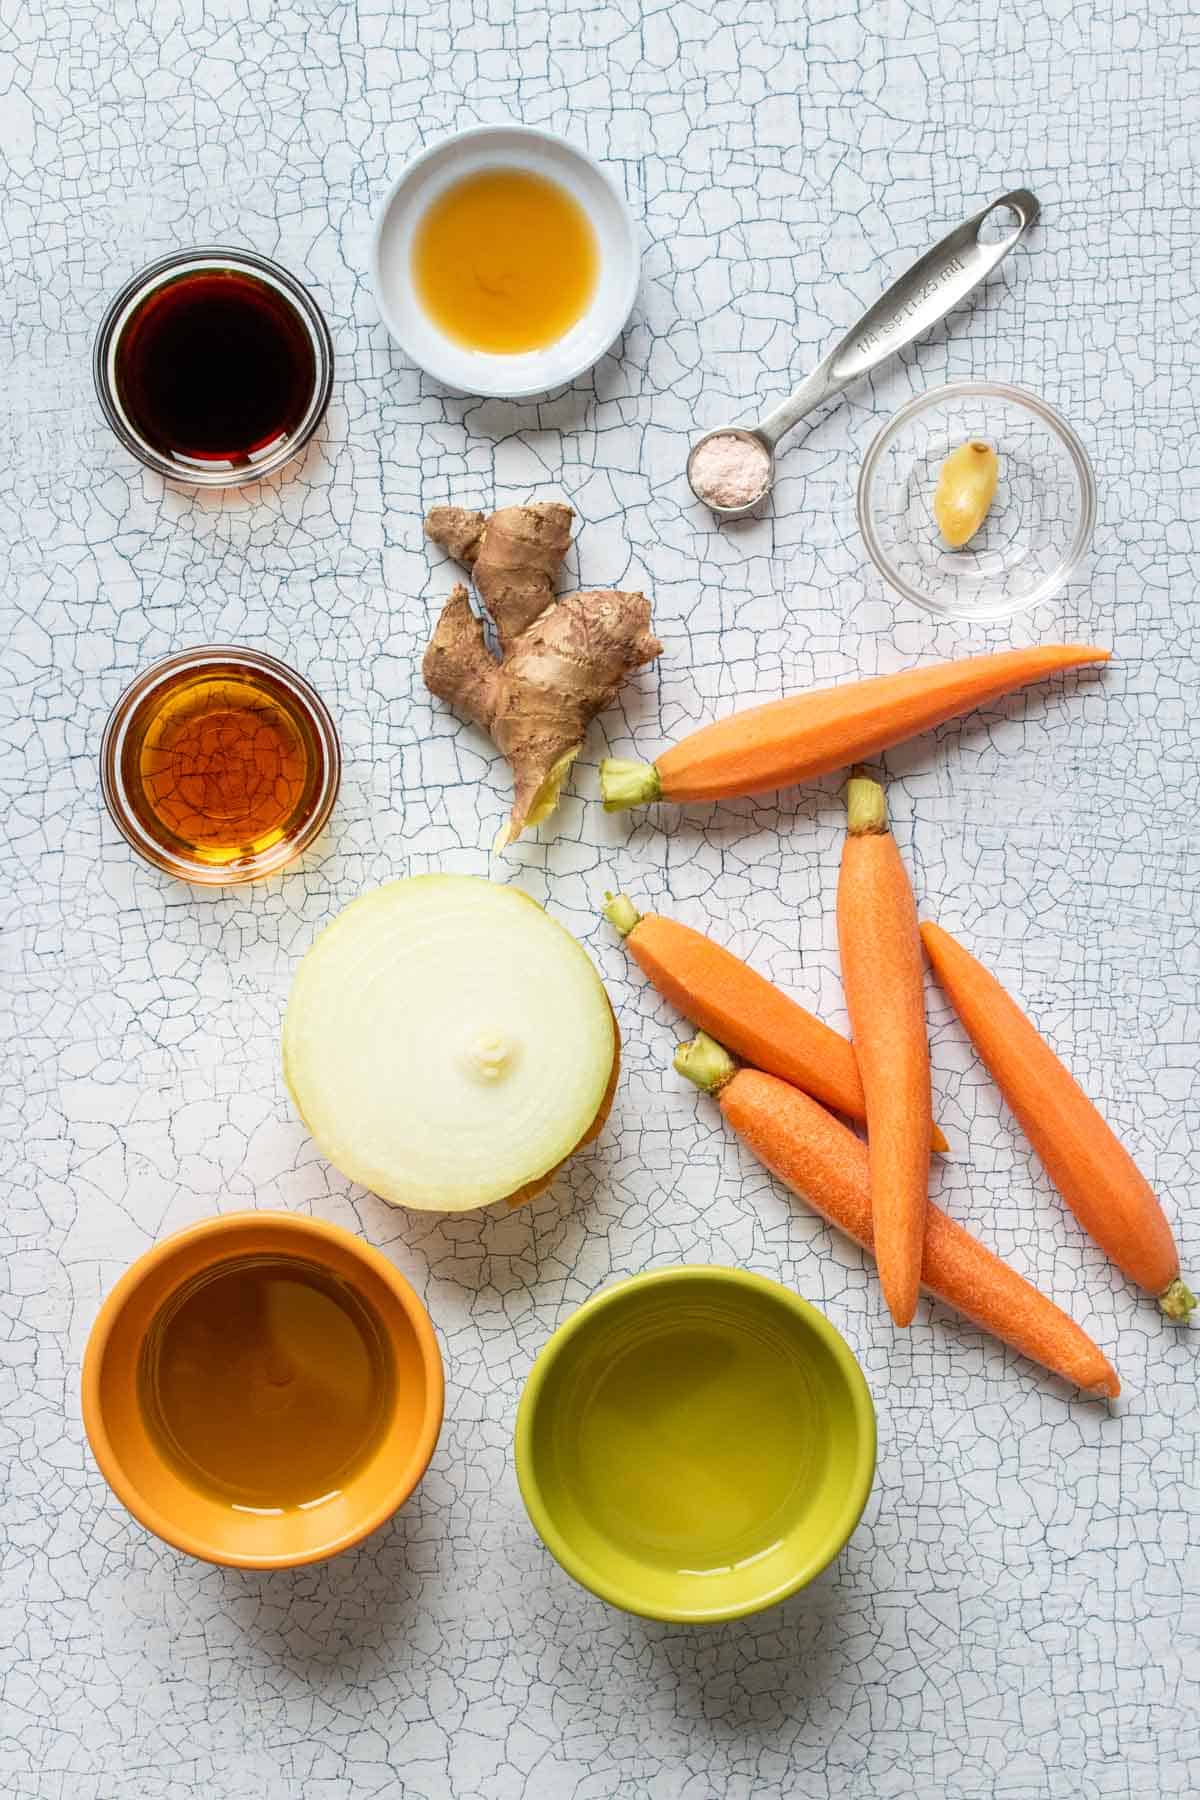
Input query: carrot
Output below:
<box><xmin>675</xmin><ymin>1034</ymin><xmax>1120</xmax><ymax>1398</ymax></box>
<box><xmin>836</xmin><ymin>774</ymin><xmax>931</xmax><ymax>1327</ymax></box>
<box><xmin>921</xmin><ymin>920</ymin><xmax>1194</xmax><ymax>1322</ymax></box>
<box><xmin>599</xmin><ymin>645</ymin><xmax>1109</xmax><ymax>810</ymax></box>
<box><xmin>603</xmin><ymin>892</ymin><xmax>950</xmax><ymax>1153</ymax></box>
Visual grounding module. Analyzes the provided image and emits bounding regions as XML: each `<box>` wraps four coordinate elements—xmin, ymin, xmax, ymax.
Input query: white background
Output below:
<box><xmin>2</xmin><ymin>2</ymin><xmax>1196</xmax><ymax>1795</ymax></box>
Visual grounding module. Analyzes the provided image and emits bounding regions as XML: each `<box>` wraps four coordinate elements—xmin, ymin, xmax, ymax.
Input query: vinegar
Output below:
<box><xmin>139</xmin><ymin>1256</ymin><xmax>395</xmax><ymax>1511</ymax></box>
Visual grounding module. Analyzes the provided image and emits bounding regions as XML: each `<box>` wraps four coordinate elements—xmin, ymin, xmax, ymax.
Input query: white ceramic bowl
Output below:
<box><xmin>370</xmin><ymin>125</ymin><xmax>640</xmax><ymax>399</ymax></box>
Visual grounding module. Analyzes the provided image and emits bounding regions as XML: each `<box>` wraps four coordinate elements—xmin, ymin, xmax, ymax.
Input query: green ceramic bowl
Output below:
<box><xmin>514</xmin><ymin>1266</ymin><xmax>876</xmax><ymax>1623</ymax></box>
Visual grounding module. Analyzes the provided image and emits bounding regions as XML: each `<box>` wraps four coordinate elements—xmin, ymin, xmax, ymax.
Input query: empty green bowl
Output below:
<box><xmin>514</xmin><ymin>1266</ymin><xmax>876</xmax><ymax>1622</ymax></box>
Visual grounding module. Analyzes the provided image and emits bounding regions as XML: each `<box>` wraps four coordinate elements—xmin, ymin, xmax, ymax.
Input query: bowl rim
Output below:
<box><xmin>856</xmin><ymin>379</ymin><xmax>1098</xmax><ymax>621</ymax></box>
<box><xmin>368</xmin><ymin>122</ymin><xmax>641</xmax><ymax>399</ymax></box>
<box><xmin>81</xmin><ymin>1211</ymin><xmax>445</xmax><ymax>1568</ymax></box>
<box><xmin>513</xmin><ymin>1264</ymin><xmax>877</xmax><ymax>1623</ymax></box>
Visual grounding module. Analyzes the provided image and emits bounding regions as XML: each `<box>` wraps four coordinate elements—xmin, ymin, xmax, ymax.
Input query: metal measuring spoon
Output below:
<box><xmin>686</xmin><ymin>189</ymin><xmax>1040</xmax><ymax>519</ymax></box>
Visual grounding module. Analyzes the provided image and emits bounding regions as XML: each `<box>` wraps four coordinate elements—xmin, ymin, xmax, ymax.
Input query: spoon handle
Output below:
<box><xmin>750</xmin><ymin>190</ymin><xmax>1040</xmax><ymax>451</ymax></box>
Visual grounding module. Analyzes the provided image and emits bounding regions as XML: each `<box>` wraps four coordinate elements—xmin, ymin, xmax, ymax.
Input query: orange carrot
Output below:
<box><xmin>603</xmin><ymin>892</ymin><xmax>950</xmax><ymax>1153</ymax></box>
<box><xmin>675</xmin><ymin>1035</ymin><xmax>1119</xmax><ymax>1398</ymax></box>
<box><xmin>836</xmin><ymin>774</ymin><xmax>931</xmax><ymax>1328</ymax></box>
<box><xmin>922</xmin><ymin>920</ymin><xmax>1194</xmax><ymax>1321</ymax></box>
<box><xmin>599</xmin><ymin>646</ymin><xmax>1109</xmax><ymax>809</ymax></box>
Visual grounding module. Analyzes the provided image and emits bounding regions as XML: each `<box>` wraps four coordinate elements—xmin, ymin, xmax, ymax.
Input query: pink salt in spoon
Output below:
<box><xmin>686</xmin><ymin>189</ymin><xmax>1039</xmax><ymax>520</ymax></box>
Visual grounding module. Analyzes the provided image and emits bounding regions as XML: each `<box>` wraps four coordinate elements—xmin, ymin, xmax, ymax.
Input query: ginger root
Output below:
<box><xmin>423</xmin><ymin>502</ymin><xmax>660</xmax><ymax>848</ymax></box>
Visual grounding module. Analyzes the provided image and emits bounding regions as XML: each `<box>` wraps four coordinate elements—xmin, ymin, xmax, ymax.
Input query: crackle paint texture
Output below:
<box><xmin>2</xmin><ymin>1</ymin><xmax>1198</xmax><ymax>1797</ymax></box>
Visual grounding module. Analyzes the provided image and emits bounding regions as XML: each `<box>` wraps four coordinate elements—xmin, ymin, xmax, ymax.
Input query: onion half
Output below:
<box><xmin>282</xmin><ymin>876</ymin><xmax>617</xmax><ymax>1211</ymax></box>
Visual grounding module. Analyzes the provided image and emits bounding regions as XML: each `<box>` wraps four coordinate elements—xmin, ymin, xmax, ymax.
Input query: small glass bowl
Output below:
<box><xmin>857</xmin><ymin>382</ymin><xmax>1096</xmax><ymax>620</ymax></box>
<box><xmin>100</xmin><ymin>646</ymin><xmax>341</xmax><ymax>885</ymax></box>
<box><xmin>94</xmin><ymin>247</ymin><xmax>334</xmax><ymax>487</ymax></box>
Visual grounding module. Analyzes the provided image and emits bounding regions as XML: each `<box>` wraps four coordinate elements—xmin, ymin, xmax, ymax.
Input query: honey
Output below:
<box><xmin>126</xmin><ymin>667</ymin><xmax>316</xmax><ymax>858</ymax></box>
<box><xmin>139</xmin><ymin>1255</ymin><xmax>396</xmax><ymax>1511</ymax></box>
<box><xmin>102</xmin><ymin>647</ymin><xmax>340</xmax><ymax>883</ymax></box>
<box><xmin>412</xmin><ymin>167</ymin><xmax>599</xmax><ymax>354</ymax></box>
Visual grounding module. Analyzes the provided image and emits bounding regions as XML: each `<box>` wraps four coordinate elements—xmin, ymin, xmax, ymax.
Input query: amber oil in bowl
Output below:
<box><xmin>411</xmin><ymin>166</ymin><xmax>599</xmax><ymax>354</ymax></box>
<box><xmin>101</xmin><ymin>646</ymin><xmax>340</xmax><ymax>884</ymax></box>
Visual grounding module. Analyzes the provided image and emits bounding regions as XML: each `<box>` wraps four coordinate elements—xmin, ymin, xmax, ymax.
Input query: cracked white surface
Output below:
<box><xmin>2</xmin><ymin>1</ymin><xmax>1198</xmax><ymax>1796</ymax></box>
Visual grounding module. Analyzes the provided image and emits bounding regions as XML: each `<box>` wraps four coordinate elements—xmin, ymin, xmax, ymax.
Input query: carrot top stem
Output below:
<box><xmin>846</xmin><ymin>773</ymin><xmax>888</xmax><ymax>834</ymax></box>
<box><xmin>674</xmin><ymin>1032</ymin><xmax>738</xmax><ymax>1094</ymax></box>
<box><xmin>1159</xmin><ymin>1277</ymin><xmax>1197</xmax><ymax>1323</ymax></box>
<box><xmin>602</xmin><ymin>891</ymin><xmax>642</xmax><ymax>936</ymax></box>
<box><xmin>600</xmin><ymin>759</ymin><xmax>663</xmax><ymax>811</ymax></box>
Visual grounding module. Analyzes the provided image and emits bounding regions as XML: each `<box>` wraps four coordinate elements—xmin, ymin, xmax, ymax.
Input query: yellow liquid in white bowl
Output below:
<box><xmin>412</xmin><ymin>166</ymin><xmax>599</xmax><ymax>354</ymax></box>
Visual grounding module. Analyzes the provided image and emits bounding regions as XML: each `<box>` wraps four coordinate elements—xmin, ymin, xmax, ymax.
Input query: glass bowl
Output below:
<box><xmin>101</xmin><ymin>645</ymin><xmax>341</xmax><ymax>885</ymax></box>
<box><xmin>94</xmin><ymin>247</ymin><xmax>334</xmax><ymax>487</ymax></box>
<box><xmin>857</xmin><ymin>382</ymin><xmax>1096</xmax><ymax>620</ymax></box>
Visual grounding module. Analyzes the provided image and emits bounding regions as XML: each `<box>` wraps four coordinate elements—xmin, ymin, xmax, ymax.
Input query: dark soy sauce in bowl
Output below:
<box><xmin>95</xmin><ymin>248</ymin><xmax>333</xmax><ymax>486</ymax></box>
<box><xmin>116</xmin><ymin>270</ymin><xmax>317</xmax><ymax>464</ymax></box>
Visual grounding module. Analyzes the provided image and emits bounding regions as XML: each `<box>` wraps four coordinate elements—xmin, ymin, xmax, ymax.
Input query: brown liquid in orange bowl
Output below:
<box><xmin>140</xmin><ymin>1255</ymin><xmax>395</xmax><ymax>1511</ymax></box>
<box><xmin>81</xmin><ymin>1211</ymin><xmax>446</xmax><ymax>1569</ymax></box>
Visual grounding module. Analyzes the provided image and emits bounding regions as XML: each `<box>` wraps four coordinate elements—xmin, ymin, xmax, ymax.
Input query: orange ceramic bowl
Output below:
<box><xmin>82</xmin><ymin>1212</ymin><xmax>444</xmax><ymax>1568</ymax></box>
